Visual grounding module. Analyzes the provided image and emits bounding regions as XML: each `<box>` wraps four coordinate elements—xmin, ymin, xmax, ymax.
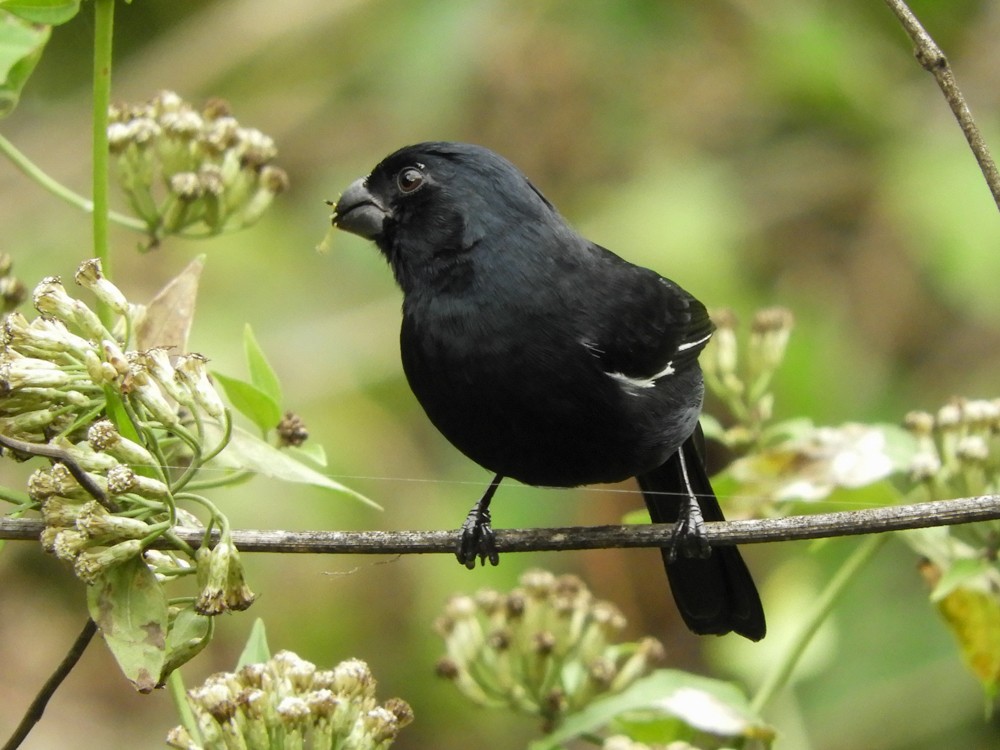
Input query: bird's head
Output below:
<box><xmin>330</xmin><ymin>142</ymin><xmax>563</xmax><ymax>293</ymax></box>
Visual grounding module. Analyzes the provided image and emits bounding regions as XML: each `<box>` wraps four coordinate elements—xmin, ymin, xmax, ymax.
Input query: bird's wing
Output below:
<box><xmin>577</xmin><ymin>245</ymin><xmax>714</xmax><ymax>388</ymax></box>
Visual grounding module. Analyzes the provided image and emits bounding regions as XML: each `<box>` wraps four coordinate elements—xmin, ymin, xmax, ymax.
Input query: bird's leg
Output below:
<box><xmin>456</xmin><ymin>473</ymin><xmax>503</xmax><ymax>569</ymax></box>
<box><xmin>668</xmin><ymin>449</ymin><xmax>712</xmax><ymax>562</ymax></box>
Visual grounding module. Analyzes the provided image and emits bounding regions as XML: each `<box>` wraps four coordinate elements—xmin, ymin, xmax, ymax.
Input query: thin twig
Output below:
<box><xmin>1</xmin><ymin>619</ymin><xmax>98</xmax><ymax>750</ymax></box>
<box><xmin>3</xmin><ymin>494</ymin><xmax>999</xmax><ymax>553</ymax></box>
<box><xmin>883</xmin><ymin>0</ymin><xmax>1000</xmax><ymax>212</ymax></box>
<box><xmin>0</xmin><ymin>434</ymin><xmax>119</xmax><ymax>513</ymax></box>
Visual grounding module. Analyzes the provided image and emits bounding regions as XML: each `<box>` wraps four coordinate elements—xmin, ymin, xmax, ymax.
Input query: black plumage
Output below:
<box><xmin>332</xmin><ymin>142</ymin><xmax>765</xmax><ymax>640</ymax></box>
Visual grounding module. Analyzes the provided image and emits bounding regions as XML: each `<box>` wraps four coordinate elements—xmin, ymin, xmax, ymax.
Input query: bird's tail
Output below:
<box><xmin>637</xmin><ymin>427</ymin><xmax>766</xmax><ymax>641</ymax></box>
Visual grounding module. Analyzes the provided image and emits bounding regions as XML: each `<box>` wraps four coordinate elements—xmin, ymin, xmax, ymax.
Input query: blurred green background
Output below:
<box><xmin>2</xmin><ymin>0</ymin><xmax>1000</xmax><ymax>748</ymax></box>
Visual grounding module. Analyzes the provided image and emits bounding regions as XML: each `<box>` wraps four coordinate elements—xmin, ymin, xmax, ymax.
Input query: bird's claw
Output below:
<box><xmin>667</xmin><ymin>506</ymin><xmax>712</xmax><ymax>563</ymax></box>
<box><xmin>456</xmin><ymin>506</ymin><xmax>499</xmax><ymax>569</ymax></box>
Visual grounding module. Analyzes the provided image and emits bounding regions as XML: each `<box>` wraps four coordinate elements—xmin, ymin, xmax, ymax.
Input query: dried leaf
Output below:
<box><xmin>135</xmin><ymin>255</ymin><xmax>204</xmax><ymax>352</ymax></box>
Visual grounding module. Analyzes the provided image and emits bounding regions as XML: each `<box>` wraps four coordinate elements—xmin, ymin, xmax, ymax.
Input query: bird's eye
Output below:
<box><xmin>396</xmin><ymin>167</ymin><xmax>425</xmax><ymax>194</ymax></box>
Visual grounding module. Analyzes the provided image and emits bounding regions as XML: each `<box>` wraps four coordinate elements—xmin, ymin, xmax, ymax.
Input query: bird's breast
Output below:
<box><xmin>397</xmin><ymin>292</ymin><xmax>691</xmax><ymax>486</ymax></box>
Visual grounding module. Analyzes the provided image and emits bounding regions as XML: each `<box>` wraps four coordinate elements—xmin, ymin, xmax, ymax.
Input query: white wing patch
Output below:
<box><xmin>585</xmin><ymin>325</ymin><xmax>712</xmax><ymax>393</ymax></box>
<box><xmin>607</xmin><ymin>360</ymin><xmax>676</xmax><ymax>390</ymax></box>
<box><xmin>677</xmin><ymin>330</ymin><xmax>713</xmax><ymax>352</ymax></box>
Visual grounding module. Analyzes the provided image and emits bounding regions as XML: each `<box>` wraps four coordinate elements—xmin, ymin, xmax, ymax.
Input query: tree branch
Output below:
<box><xmin>883</xmin><ymin>0</ymin><xmax>1000</xmax><ymax>212</ymax></box>
<box><xmin>2</xmin><ymin>619</ymin><xmax>97</xmax><ymax>750</ymax></box>
<box><xmin>3</xmin><ymin>494</ymin><xmax>999</xmax><ymax>554</ymax></box>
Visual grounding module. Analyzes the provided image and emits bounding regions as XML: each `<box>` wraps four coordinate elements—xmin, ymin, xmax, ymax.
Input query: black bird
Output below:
<box><xmin>331</xmin><ymin>142</ymin><xmax>765</xmax><ymax>640</ymax></box>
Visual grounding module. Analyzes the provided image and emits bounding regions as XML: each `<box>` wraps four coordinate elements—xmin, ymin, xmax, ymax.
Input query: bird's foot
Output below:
<box><xmin>667</xmin><ymin>499</ymin><xmax>712</xmax><ymax>562</ymax></box>
<box><xmin>456</xmin><ymin>504</ymin><xmax>499</xmax><ymax>569</ymax></box>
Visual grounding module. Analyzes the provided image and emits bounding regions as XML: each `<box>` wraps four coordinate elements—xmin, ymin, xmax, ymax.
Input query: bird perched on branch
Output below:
<box><xmin>330</xmin><ymin>142</ymin><xmax>765</xmax><ymax>640</ymax></box>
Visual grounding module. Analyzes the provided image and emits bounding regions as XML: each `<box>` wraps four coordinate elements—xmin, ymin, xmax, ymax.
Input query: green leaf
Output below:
<box><xmin>287</xmin><ymin>441</ymin><xmax>328</xmax><ymax>467</ymax></box>
<box><xmin>0</xmin><ymin>0</ymin><xmax>80</xmax><ymax>25</ymax></box>
<box><xmin>161</xmin><ymin>607</ymin><xmax>213</xmax><ymax>680</ymax></box>
<box><xmin>208</xmin><ymin>423</ymin><xmax>381</xmax><ymax>509</ymax></box>
<box><xmin>86</xmin><ymin>556</ymin><xmax>168</xmax><ymax>693</ymax></box>
<box><xmin>235</xmin><ymin>618</ymin><xmax>271</xmax><ymax>669</ymax></box>
<box><xmin>243</xmin><ymin>323</ymin><xmax>282</xmax><ymax>406</ymax></box>
<box><xmin>530</xmin><ymin>669</ymin><xmax>772</xmax><ymax>750</ymax></box>
<box><xmin>0</xmin><ymin>11</ymin><xmax>48</xmax><ymax>118</ymax></box>
<box><xmin>214</xmin><ymin>370</ymin><xmax>282</xmax><ymax>434</ymax></box>
<box><xmin>930</xmin><ymin>558</ymin><xmax>995</xmax><ymax>602</ymax></box>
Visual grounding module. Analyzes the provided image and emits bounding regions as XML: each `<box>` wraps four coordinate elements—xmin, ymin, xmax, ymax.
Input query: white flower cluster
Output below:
<box><xmin>434</xmin><ymin>569</ymin><xmax>664</xmax><ymax>731</ymax></box>
<box><xmin>3</xmin><ymin>262</ymin><xmax>225</xmax><ymax>444</ymax></box>
<box><xmin>3</xmin><ymin>261</ymin><xmax>239</xmax><ymax>603</ymax></box>
<box><xmin>701</xmin><ymin>307</ymin><xmax>795</xmax><ymax>449</ymax></box>
<box><xmin>108</xmin><ymin>90</ymin><xmax>289</xmax><ymax>243</ymax></box>
<box><xmin>166</xmin><ymin>651</ymin><xmax>412</xmax><ymax>750</ymax></box>
<box><xmin>904</xmin><ymin>398</ymin><xmax>1000</xmax><ymax>493</ymax></box>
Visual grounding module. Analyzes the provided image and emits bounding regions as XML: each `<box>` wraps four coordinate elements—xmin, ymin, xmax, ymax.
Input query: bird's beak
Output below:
<box><xmin>331</xmin><ymin>178</ymin><xmax>389</xmax><ymax>240</ymax></box>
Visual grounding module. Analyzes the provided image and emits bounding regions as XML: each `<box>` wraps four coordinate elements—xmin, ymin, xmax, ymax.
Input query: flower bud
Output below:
<box><xmin>1</xmin><ymin>355</ymin><xmax>74</xmax><ymax>390</ymax></box>
<box><xmin>0</xmin><ymin>276</ymin><xmax>26</xmax><ymax>312</ymax></box>
<box><xmin>236</xmin><ymin>127</ymin><xmax>277</xmax><ymax>167</ymax></box>
<box><xmin>161</xmin><ymin>109</ymin><xmax>203</xmax><ymax>139</ymax></box>
<box><xmin>203</xmin><ymin>116</ymin><xmax>239</xmax><ymax>153</ymax></box>
<box><xmin>88</xmin><ymin>419</ymin><xmax>157</xmax><ymax>467</ymax></box>
<box><xmin>41</xmin><ymin>495</ymin><xmax>88</xmax><ymax>527</ymax></box>
<box><xmin>362</xmin><ymin>705</ymin><xmax>401</xmax><ymax>744</ymax></box>
<box><xmin>32</xmin><ymin>277</ymin><xmax>108</xmax><ymax>340</ymax></box>
<box><xmin>52</xmin><ymin>528</ymin><xmax>90</xmax><ymax>562</ymax></box>
<box><xmin>102</xmin><ymin>339</ymin><xmax>130</xmax><ymax>377</ymax></box>
<box><xmin>164</xmin><ymin>725</ymin><xmax>197</xmax><ymax>750</ymax></box>
<box><xmin>28</xmin><ymin>463</ymin><xmax>97</xmax><ymax>502</ymax></box>
<box><xmin>175</xmin><ymin>353</ymin><xmax>226</xmax><ymax>419</ymax></box>
<box><xmin>75</xmin><ymin>259</ymin><xmax>130</xmax><ymax>315</ymax></box>
<box><xmin>169</xmin><ymin>172</ymin><xmax>202</xmax><ymax>201</ymax></box>
<box><xmin>76</xmin><ymin>500</ymin><xmax>152</xmax><ymax>540</ymax></box>
<box><xmin>955</xmin><ymin>435</ymin><xmax>989</xmax><ymax>464</ymax></box>
<box><xmin>73</xmin><ymin>539</ymin><xmax>144</xmax><ymax>583</ymax></box>
<box><xmin>139</xmin><ymin>348</ymin><xmax>188</xmax><ymax>402</ymax></box>
<box><xmin>936</xmin><ymin>403</ymin><xmax>962</xmax><ymax>430</ymax></box>
<box><xmin>3</xmin><ymin>312</ymin><xmax>92</xmax><ymax>356</ymax></box>
<box><xmin>195</xmin><ymin>540</ymin><xmax>256</xmax><ymax>615</ymax></box>
<box><xmin>107</xmin><ymin>464</ymin><xmax>169</xmax><ymax>499</ymax></box>
<box><xmin>277</xmin><ymin>412</ymin><xmax>308</xmax><ymax>447</ymax></box>
<box><xmin>903</xmin><ymin>410</ymin><xmax>935</xmax><ymax>436</ymax></box>
<box><xmin>909</xmin><ymin>451</ymin><xmax>942</xmax><ymax>482</ymax></box>
<box><xmin>83</xmin><ymin>349</ymin><xmax>119</xmax><ymax>385</ymax></box>
<box><xmin>330</xmin><ymin>658</ymin><xmax>376</xmax><ymax>700</ymax></box>
<box><xmin>124</xmin><ymin>363</ymin><xmax>179</xmax><ymax>426</ymax></box>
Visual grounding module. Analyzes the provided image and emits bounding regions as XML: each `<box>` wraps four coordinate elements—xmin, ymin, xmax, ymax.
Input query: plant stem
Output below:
<box><xmin>0</xmin><ymin>134</ymin><xmax>145</xmax><ymax>233</ymax></box>
<box><xmin>750</xmin><ymin>534</ymin><xmax>889</xmax><ymax>714</ymax></box>
<box><xmin>0</xmin><ymin>487</ymin><xmax>31</xmax><ymax>506</ymax></box>
<box><xmin>166</xmin><ymin>670</ymin><xmax>203</xmax><ymax>745</ymax></box>
<box><xmin>92</xmin><ymin>0</ymin><xmax>115</xmax><ymax>302</ymax></box>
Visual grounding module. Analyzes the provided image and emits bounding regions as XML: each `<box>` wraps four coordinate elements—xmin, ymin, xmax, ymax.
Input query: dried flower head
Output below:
<box><xmin>108</xmin><ymin>90</ymin><xmax>289</xmax><ymax>245</ymax></box>
<box><xmin>435</xmin><ymin>569</ymin><xmax>663</xmax><ymax>731</ymax></box>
